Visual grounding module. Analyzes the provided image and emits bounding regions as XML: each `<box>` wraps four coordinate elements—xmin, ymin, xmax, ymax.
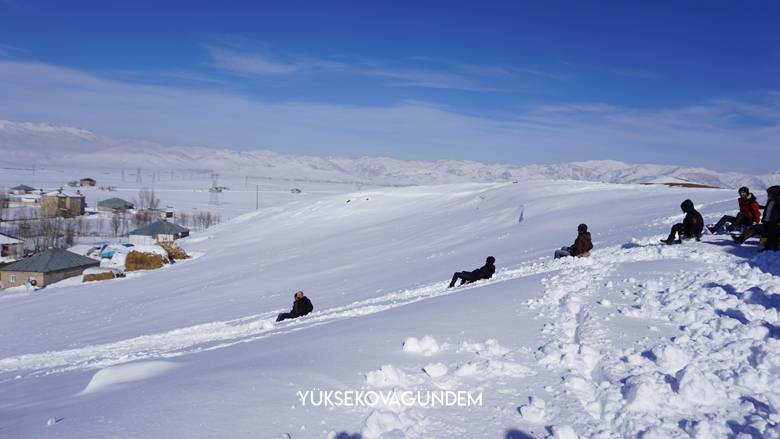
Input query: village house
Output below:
<box><xmin>128</xmin><ymin>220</ymin><xmax>189</xmax><ymax>245</ymax></box>
<box><xmin>80</xmin><ymin>178</ymin><xmax>97</xmax><ymax>187</ymax></box>
<box><xmin>0</xmin><ymin>233</ymin><xmax>24</xmax><ymax>260</ymax></box>
<box><xmin>97</xmin><ymin>197</ymin><xmax>135</xmax><ymax>213</ymax></box>
<box><xmin>41</xmin><ymin>189</ymin><xmax>86</xmax><ymax>218</ymax></box>
<box><xmin>0</xmin><ymin>248</ymin><xmax>99</xmax><ymax>289</ymax></box>
<box><xmin>10</xmin><ymin>185</ymin><xmax>36</xmax><ymax>195</ymax></box>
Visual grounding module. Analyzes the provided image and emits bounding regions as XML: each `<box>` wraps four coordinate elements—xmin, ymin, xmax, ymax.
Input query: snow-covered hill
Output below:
<box><xmin>2</xmin><ymin>119</ymin><xmax>778</xmax><ymax>189</ymax></box>
<box><xmin>0</xmin><ymin>181</ymin><xmax>778</xmax><ymax>438</ymax></box>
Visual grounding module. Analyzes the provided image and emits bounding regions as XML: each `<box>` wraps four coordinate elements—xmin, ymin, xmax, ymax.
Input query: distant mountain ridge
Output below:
<box><xmin>1</xmin><ymin>119</ymin><xmax>778</xmax><ymax>189</ymax></box>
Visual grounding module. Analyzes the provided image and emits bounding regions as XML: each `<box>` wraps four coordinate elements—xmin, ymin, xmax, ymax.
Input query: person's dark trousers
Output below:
<box><xmin>711</xmin><ymin>213</ymin><xmax>751</xmax><ymax>233</ymax></box>
<box><xmin>765</xmin><ymin>223</ymin><xmax>780</xmax><ymax>251</ymax></box>
<box><xmin>665</xmin><ymin>223</ymin><xmax>685</xmax><ymax>243</ymax></box>
<box><xmin>448</xmin><ymin>271</ymin><xmax>478</xmax><ymax>288</ymax></box>
<box><xmin>276</xmin><ymin>312</ymin><xmax>295</xmax><ymax>322</ymax></box>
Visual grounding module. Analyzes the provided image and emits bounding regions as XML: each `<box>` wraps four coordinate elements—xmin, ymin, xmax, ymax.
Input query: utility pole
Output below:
<box><xmin>255</xmin><ymin>184</ymin><xmax>260</xmax><ymax>210</ymax></box>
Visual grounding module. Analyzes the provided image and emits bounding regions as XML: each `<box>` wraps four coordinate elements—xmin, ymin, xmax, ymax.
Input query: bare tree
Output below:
<box><xmin>35</xmin><ymin>217</ymin><xmax>64</xmax><ymax>250</ymax></box>
<box><xmin>64</xmin><ymin>221</ymin><xmax>76</xmax><ymax>247</ymax></box>
<box><xmin>110</xmin><ymin>212</ymin><xmax>122</xmax><ymax>237</ymax></box>
<box><xmin>135</xmin><ymin>187</ymin><xmax>160</xmax><ymax>211</ymax></box>
<box><xmin>178</xmin><ymin>212</ymin><xmax>190</xmax><ymax>229</ymax></box>
<box><xmin>0</xmin><ymin>189</ymin><xmax>8</xmax><ymax>221</ymax></box>
<box><xmin>132</xmin><ymin>210</ymin><xmax>154</xmax><ymax>229</ymax></box>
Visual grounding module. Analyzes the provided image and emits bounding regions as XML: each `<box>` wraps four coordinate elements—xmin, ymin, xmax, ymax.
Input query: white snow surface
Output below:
<box><xmin>0</xmin><ymin>179</ymin><xmax>778</xmax><ymax>438</ymax></box>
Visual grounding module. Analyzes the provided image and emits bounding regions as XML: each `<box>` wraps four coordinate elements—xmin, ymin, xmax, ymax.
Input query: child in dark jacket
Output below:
<box><xmin>276</xmin><ymin>291</ymin><xmax>314</xmax><ymax>322</ymax></box>
<box><xmin>663</xmin><ymin>199</ymin><xmax>704</xmax><ymax>245</ymax></box>
<box><xmin>448</xmin><ymin>256</ymin><xmax>496</xmax><ymax>288</ymax></box>
<box><xmin>554</xmin><ymin>224</ymin><xmax>593</xmax><ymax>259</ymax></box>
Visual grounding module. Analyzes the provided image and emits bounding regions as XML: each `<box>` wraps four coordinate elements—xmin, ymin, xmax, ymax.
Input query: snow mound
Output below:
<box><xmin>402</xmin><ymin>335</ymin><xmax>440</xmax><ymax>356</ymax></box>
<box><xmin>366</xmin><ymin>365</ymin><xmax>418</xmax><ymax>388</ymax></box>
<box><xmin>518</xmin><ymin>396</ymin><xmax>548</xmax><ymax>423</ymax></box>
<box><xmin>421</xmin><ymin>363</ymin><xmax>448</xmax><ymax>379</ymax></box>
<box><xmin>78</xmin><ymin>361</ymin><xmax>179</xmax><ymax>395</ymax></box>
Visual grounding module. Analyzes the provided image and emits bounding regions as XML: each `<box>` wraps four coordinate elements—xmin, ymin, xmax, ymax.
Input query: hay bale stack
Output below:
<box><xmin>125</xmin><ymin>251</ymin><xmax>166</xmax><ymax>271</ymax></box>
<box><xmin>82</xmin><ymin>268</ymin><xmax>118</xmax><ymax>283</ymax></box>
<box><xmin>83</xmin><ymin>271</ymin><xmax>116</xmax><ymax>282</ymax></box>
<box><xmin>159</xmin><ymin>242</ymin><xmax>189</xmax><ymax>260</ymax></box>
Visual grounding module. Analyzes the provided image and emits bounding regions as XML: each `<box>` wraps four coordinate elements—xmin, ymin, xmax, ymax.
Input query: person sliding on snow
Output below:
<box><xmin>448</xmin><ymin>256</ymin><xmax>496</xmax><ymax>288</ymax></box>
<box><xmin>708</xmin><ymin>186</ymin><xmax>761</xmax><ymax>234</ymax></box>
<box><xmin>276</xmin><ymin>290</ymin><xmax>314</xmax><ymax>322</ymax></box>
<box><xmin>733</xmin><ymin>186</ymin><xmax>780</xmax><ymax>251</ymax></box>
<box><xmin>662</xmin><ymin>199</ymin><xmax>704</xmax><ymax>245</ymax></box>
<box><xmin>554</xmin><ymin>223</ymin><xmax>593</xmax><ymax>259</ymax></box>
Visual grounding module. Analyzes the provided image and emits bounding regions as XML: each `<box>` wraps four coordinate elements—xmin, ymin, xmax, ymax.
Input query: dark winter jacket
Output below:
<box><xmin>470</xmin><ymin>262</ymin><xmax>496</xmax><ymax>280</ymax></box>
<box><xmin>738</xmin><ymin>194</ymin><xmax>762</xmax><ymax>224</ymax></box>
<box><xmin>762</xmin><ymin>186</ymin><xmax>780</xmax><ymax>225</ymax></box>
<box><xmin>291</xmin><ymin>296</ymin><xmax>314</xmax><ymax>318</ymax></box>
<box><xmin>680</xmin><ymin>199</ymin><xmax>704</xmax><ymax>237</ymax></box>
<box><xmin>571</xmin><ymin>231</ymin><xmax>593</xmax><ymax>256</ymax></box>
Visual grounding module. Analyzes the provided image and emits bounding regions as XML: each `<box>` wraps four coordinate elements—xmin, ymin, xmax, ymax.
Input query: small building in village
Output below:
<box><xmin>80</xmin><ymin>178</ymin><xmax>97</xmax><ymax>187</ymax></box>
<box><xmin>97</xmin><ymin>197</ymin><xmax>135</xmax><ymax>213</ymax></box>
<box><xmin>128</xmin><ymin>220</ymin><xmax>189</xmax><ymax>245</ymax></box>
<box><xmin>10</xmin><ymin>185</ymin><xmax>36</xmax><ymax>195</ymax></box>
<box><xmin>41</xmin><ymin>189</ymin><xmax>86</xmax><ymax>218</ymax></box>
<box><xmin>0</xmin><ymin>248</ymin><xmax>99</xmax><ymax>289</ymax></box>
<box><xmin>0</xmin><ymin>233</ymin><xmax>24</xmax><ymax>260</ymax></box>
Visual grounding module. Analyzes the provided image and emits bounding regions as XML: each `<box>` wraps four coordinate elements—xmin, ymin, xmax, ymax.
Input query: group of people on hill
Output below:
<box><xmin>446</xmin><ymin>223</ymin><xmax>593</xmax><ymax>288</ymax></box>
<box><xmin>662</xmin><ymin>185</ymin><xmax>780</xmax><ymax>252</ymax></box>
<box><xmin>276</xmin><ymin>185</ymin><xmax>779</xmax><ymax>323</ymax></box>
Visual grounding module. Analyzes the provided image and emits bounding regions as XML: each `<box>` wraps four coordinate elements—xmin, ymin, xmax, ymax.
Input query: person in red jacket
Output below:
<box><xmin>708</xmin><ymin>186</ymin><xmax>762</xmax><ymax>234</ymax></box>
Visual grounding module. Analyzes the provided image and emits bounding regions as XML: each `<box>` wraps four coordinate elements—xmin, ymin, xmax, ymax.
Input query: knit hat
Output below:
<box><xmin>578</xmin><ymin>224</ymin><xmax>588</xmax><ymax>233</ymax></box>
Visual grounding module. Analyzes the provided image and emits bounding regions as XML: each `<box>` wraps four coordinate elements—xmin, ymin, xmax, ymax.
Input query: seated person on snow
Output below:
<box><xmin>733</xmin><ymin>185</ymin><xmax>780</xmax><ymax>251</ymax></box>
<box><xmin>276</xmin><ymin>290</ymin><xmax>314</xmax><ymax>322</ymax></box>
<box><xmin>708</xmin><ymin>186</ymin><xmax>761</xmax><ymax>234</ymax></box>
<box><xmin>554</xmin><ymin>223</ymin><xmax>593</xmax><ymax>259</ymax></box>
<box><xmin>448</xmin><ymin>256</ymin><xmax>496</xmax><ymax>288</ymax></box>
<box><xmin>662</xmin><ymin>199</ymin><xmax>704</xmax><ymax>245</ymax></box>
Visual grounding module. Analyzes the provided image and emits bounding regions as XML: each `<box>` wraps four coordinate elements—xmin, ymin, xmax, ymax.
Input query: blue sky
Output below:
<box><xmin>0</xmin><ymin>0</ymin><xmax>778</xmax><ymax>172</ymax></box>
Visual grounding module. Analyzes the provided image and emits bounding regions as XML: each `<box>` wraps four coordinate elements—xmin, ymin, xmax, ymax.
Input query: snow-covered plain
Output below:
<box><xmin>0</xmin><ymin>179</ymin><xmax>778</xmax><ymax>438</ymax></box>
<box><xmin>2</xmin><ymin>119</ymin><xmax>780</xmax><ymax>189</ymax></box>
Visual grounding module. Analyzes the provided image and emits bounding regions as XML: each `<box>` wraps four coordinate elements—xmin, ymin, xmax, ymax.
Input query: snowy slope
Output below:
<box><xmin>2</xmin><ymin>119</ymin><xmax>779</xmax><ymax>189</ymax></box>
<box><xmin>0</xmin><ymin>180</ymin><xmax>778</xmax><ymax>438</ymax></box>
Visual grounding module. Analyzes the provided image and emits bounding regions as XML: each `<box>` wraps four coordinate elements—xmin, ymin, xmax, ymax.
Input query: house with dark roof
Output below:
<box><xmin>0</xmin><ymin>248</ymin><xmax>99</xmax><ymax>289</ymax></box>
<box><xmin>97</xmin><ymin>197</ymin><xmax>135</xmax><ymax>213</ymax></box>
<box><xmin>10</xmin><ymin>184</ymin><xmax>36</xmax><ymax>195</ymax></box>
<box><xmin>128</xmin><ymin>220</ymin><xmax>189</xmax><ymax>245</ymax></box>
<box><xmin>80</xmin><ymin>178</ymin><xmax>97</xmax><ymax>187</ymax></box>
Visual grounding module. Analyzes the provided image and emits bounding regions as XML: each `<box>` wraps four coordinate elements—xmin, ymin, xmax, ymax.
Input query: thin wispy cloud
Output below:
<box><xmin>0</xmin><ymin>42</ymin><xmax>24</xmax><ymax>56</ymax></box>
<box><xmin>203</xmin><ymin>43</ymin><xmax>535</xmax><ymax>92</ymax></box>
<box><xmin>364</xmin><ymin>68</ymin><xmax>495</xmax><ymax>92</ymax></box>
<box><xmin>206</xmin><ymin>45</ymin><xmax>303</xmax><ymax>76</ymax></box>
<box><xmin>0</xmin><ymin>60</ymin><xmax>777</xmax><ymax>172</ymax></box>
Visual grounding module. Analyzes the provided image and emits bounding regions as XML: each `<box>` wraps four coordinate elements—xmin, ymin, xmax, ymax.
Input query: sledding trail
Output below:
<box><xmin>531</xmin><ymin>238</ymin><xmax>780</xmax><ymax>438</ymax></box>
<box><xmin>0</xmin><ymin>258</ymin><xmax>566</xmax><ymax>378</ymax></box>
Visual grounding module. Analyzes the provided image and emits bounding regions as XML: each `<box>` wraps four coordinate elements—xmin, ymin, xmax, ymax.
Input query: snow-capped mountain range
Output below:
<box><xmin>1</xmin><ymin>119</ymin><xmax>778</xmax><ymax>189</ymax></box>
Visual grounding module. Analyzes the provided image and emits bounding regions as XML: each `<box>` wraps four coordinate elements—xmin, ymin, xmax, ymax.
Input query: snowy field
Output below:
<box><xmin>0</xmin><ymin>179</ymin><xmax>778</xmax><ymax>438</ymax></box>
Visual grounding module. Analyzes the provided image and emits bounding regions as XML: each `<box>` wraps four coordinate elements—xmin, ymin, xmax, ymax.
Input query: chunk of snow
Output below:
<box><xmin>402</xmin><ymin>335</ymin><xmax>440</xmax><ymax>356</ymax></box>
<box><xmin>422</xmin><ymin>363</ymin><xmax>447</xmax><ymax>378</ymax></box>
<box><xmin>79</xmin><ymin>361</ymin><xmax>180</xmax><ymax>395</ymax></box>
